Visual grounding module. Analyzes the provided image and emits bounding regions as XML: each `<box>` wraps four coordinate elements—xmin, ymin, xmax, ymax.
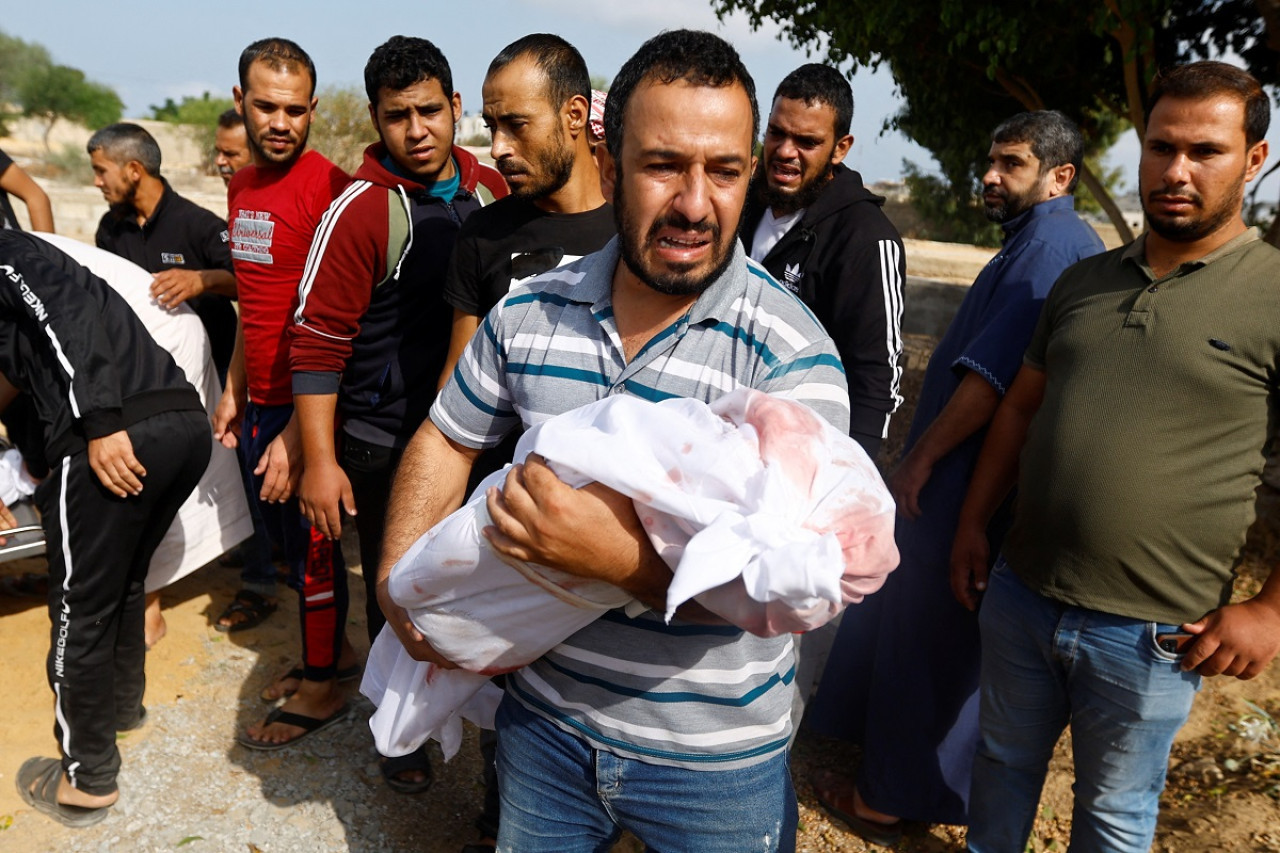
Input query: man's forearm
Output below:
<box><xmin>905</xmin><ymin>370</ymin><xmax>1002</xmax><ymax>470</ymax></box>
<box><xmin>201</xmin><ymin>269</ymin><xmax>238</xmax><ymax>298</ymax></box>
<box><xmin>378</xmin><ymin>420</ymin><xmax>479</xmax><ymax>584</ymax></box>
<box><xmin>956</xmin><ymin>366</ymin><xmax>1046</xmax><ymax>528</ymax></box>
<box><xmin>293</xmin><ymin>392</ymin><xmax>339</xmax><ymax>466</ymax></box>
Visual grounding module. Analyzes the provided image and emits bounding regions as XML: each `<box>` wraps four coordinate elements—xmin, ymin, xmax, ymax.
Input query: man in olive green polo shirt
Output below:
<box><xmin>951</xmin><ymin>61</ymin><xmax>1280</xmax><ymax>853</ymax></box>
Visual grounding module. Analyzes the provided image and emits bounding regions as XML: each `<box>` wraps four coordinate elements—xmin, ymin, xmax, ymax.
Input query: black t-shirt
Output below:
<box><xmin>95</xmin><ymin>180</ymin><xmax>237</xmax><ymax>375</ymax></box>
<box><xmin>443</xmin><ymin>197</ymin><xmax>616</xmax><ymax>317</ymax></box>
<box><xmin>443</xmin><ymin>196</ymin><xmax>616</xmax><ymax>491</ymax></box>
<box><xmin>0</xmin><ymin>150</ymin><xmax>22</xmax><ymax>232</ymax></box>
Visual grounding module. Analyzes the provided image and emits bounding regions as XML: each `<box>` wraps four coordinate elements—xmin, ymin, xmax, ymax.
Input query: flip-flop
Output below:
<box><xmin>236</xmin><ymin>702</ymin><xmax>351</xmax><ymax>751</ymax></box>
<box><xmin>380</xmin><ymin>745</ymin><xmax>434</xmax><ymax>794</ymax></box>
<box><xmin>214</xmin><ymin>589</ymin><xmax>278</xmax><ymax>633</ymax></box>
<box><xmin>16</xmin><ymin>756</ymin><xmax>111</xmax><ymax>828</ymax></box>
<box><xmin>260</xmin><ymin>663</ymin><xmax>362</xmax><ymax>702</ymax></box>
<box><xmin>811</xmin><ymin>769</ymin><xmax>903</xmax><ymax>847</ymax></box>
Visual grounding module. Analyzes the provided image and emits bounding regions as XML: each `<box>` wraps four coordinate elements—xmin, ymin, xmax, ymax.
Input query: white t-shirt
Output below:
<box><xmin>749</xmin><ymin>207</ymin><xmax>805</xmax><ymax>262</ymax></box>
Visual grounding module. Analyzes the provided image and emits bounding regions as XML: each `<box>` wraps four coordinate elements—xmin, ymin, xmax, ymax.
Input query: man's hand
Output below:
<box><xmin>1180</xmin><ymin>598</ymin><xmax>1280</xmax><ymax>679</ymax></box>
<box><xmin>212</xmin><ymin>388</ymin><xmax>244</xmax><ymax>450</ymax></box>
<box><xmin>949</xmin><ymin>519</ymin><xmax>990</xmax><ymax>611</ymax></box>
<box><xmin>0</xmin><ymin>502</ymin><xmax>18</xmax><ymax>545</ymax></box>
<box><xmin>150</xmin><ymin>269</ymin><xmax>206</xmax><ymax>309</ymax></box>
<box><xmin>299</xmin><ymin>458</ymin><xmax>355</xmax><ymax>539</ymax></box>
<box><xmin>888</xmin><ymin>451</ymin><xmax>932</xmax><ymax>520</ymax></box>
<box><xmin>376</xmin><ymin>580</ymin><xmax>458</xmax><ymax>669</ymax></box>
<box><xmin>88</xmin><ymin>430</ymin><xmax>146</xmax><ymax>497</ymax></box>
<box><xmin>255</xmin><ymin>416</ymin><xmax>302</xmax><ymax>503</ymax></box>
<box><xmin>484</xmin><ymin>453</ymin><xmax>656</xmax><ymax>590</ymax></box>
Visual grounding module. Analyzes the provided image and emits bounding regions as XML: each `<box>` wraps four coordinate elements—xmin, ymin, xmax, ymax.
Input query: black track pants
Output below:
<box><xmin>40</xmin><ymin>410</ymin><xmax>211</xmax><ymax>796</ymax></box>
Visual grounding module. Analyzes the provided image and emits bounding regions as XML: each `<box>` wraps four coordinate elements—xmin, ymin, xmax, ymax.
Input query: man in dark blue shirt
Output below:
<box><xmin>808</xmin><ymin>110</ymin><xmax>1105</xmax><ymax>845</ymax></box>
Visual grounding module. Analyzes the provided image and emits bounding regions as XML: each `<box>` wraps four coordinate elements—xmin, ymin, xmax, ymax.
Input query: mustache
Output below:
<box><xmin>647</xmin><ymin>213</ymin><xmax>718</xmax><ymax>241</ymax></box>
<box><xmin>1148</xmin><ymin>187</ymin><xmax>1201</xmax><ymax>204</ymax></box>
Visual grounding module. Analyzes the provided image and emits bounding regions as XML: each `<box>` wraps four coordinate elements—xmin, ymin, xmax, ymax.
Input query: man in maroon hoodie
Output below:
<box><xmin>287</xmin><ymin>34</ymin><xmax>506</xmax><ymax>793</ymax></box>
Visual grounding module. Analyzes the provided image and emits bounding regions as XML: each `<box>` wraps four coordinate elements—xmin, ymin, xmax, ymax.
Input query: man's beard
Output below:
<box><xmin>614</xmin><ymin>175</ymin><xmax>737</xmax><ymax>297</ymax></box>
<box><xmin>108</xmin><ymin>180</ymin><xmax>139</xmax><ymax>216</ymax></box>
<box><xmin>500</xmin><ymin>128</ymin><xmax>575</xmax><ymax>201</ymax></box>
<box><xmin>248</xmin><ymin>123</ymin><xmax>310</xmax><ymax>167</ymax></box>
<box><xmin>983</xmin><ymin>175</ymin><xmax>1048</xmax><ymax>224</ymax></box>
<box><xmin>1142</xmin><ymin>175</ymin><xmax>1245</xmax><ymax>243</ymax></box>
<box><xmin>756</xmin><ymin>159</ymin><xmax>833</xmax><ymax>216</ymax></box>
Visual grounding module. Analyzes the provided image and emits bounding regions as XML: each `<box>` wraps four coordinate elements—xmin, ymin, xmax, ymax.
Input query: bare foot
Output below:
<box><xmin>145</xmin><ymin>592</ymin><xmax>167</xmax><ymax>649</ymax></box>
<box><xmin>853</xmin><ymin>786</ymin><xmax>899</xmax><ymax>825</ymax></box>
<box><xmin>811</xmin><ymin>769</ymin><xmax>901</xmax><ymax>825</ymax></box>
<box><xmin>242</xmin><ymin>679</ymin><xmax>348</xmax><ymax>747</ymax></box>
<box><xmin>260</xmin><ymin>637</ymin><xmax>360</xmax><ymax>701</ymax></box>
<box><xmin>54</xmin><ymin>774</ymin><xmax>119</xmax><ymax>810</ymax></box>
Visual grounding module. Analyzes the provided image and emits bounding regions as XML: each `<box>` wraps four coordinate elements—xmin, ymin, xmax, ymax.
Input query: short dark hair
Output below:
<box><xmin>773</xmin><ymin>63</ymin><xmax>853</xmax><ymax>137</ymax></box>
<box><xmin>86</xmin><ymin>122</ymin><xmax>162</xmax><ymax>177</ymax></box>
<box><xmin>216</xmin><ymin>108</ymin><xmax>242</xmax><ymax>130</ymax></box>
<box><xmin>238</xmin><ymin>37</ymin><xmax>316</xmax><ymax>98</ymax></box>
<box><xmin>604</xmin><ymin>29</ymin><xmax>758</xmax><ymax>162</ymax></box>
<box><xmin>1148</xmin><ymin>61</ymin><xmax>1270</xmax><ymax>147</ymax></box>
<box><xmin>488</xmin><ymin>33</ymin><xmax>590</xmax><ymax>111</ymax></box>
<box><xmin>991</xmin><ymin>110</ymin><xmax>1085</xmax><ymax>193</ymax></box>
<box><xmin>364</xmin><ymin>35</ymin><xmax>453</xmax><ymax>106</ymax></box>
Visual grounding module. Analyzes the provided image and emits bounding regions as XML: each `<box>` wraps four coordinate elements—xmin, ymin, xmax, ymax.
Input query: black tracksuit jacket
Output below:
<box><xmin>742</xmin><ymin>165</ymin><xmax>906</xmax><ymax>458</ymax></box>
<box><xmin>0</xmin><ymin>230</ymin><xmax>200</xmax><ymax>461</ymax></box>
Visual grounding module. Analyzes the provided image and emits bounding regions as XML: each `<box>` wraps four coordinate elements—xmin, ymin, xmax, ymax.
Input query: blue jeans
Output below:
<box><xmin>494</xmin><ymin>694</ymin><xmax>798</xmax><ymax>852</ymax></box>
<box><xmin>968</xmin><ymin>562</ymin><xmax>1201</xmax><ymax>853</ymax></box>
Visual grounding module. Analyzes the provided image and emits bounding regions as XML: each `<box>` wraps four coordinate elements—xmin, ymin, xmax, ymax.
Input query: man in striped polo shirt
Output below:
<box><xmin>377</xmin><ymin>29</ymin><xmax>849</xmax><ymax>852</ymax></box>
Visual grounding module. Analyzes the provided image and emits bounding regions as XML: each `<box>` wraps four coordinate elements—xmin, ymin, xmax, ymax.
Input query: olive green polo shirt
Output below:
<box><xmin>1003</xmin><ymin>228</ymin><xmax>1280</xmax><ymax>625</ymax></box>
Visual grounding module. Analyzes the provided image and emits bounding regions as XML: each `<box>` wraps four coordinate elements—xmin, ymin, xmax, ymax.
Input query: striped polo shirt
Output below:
<box><xmin>431</xmin><ymin>236</ymin><xmax>849</xmax><ymax>769</ymax></box>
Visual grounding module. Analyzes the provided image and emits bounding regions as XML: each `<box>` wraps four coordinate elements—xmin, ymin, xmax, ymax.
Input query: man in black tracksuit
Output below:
<box><xmin>1</xmin><ymin>230</ymin><xmax>210</xmax><ymax>827</ymax></box>
<box><xmin>742</xmin><ymin>64</ymin><xmax>905</xmax><ymax>460</ymax></box>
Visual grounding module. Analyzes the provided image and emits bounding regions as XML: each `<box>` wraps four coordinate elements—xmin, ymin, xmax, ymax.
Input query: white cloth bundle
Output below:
<box><xmin>363</xmin><ymin>388</ymin><xmax>898</xmax><ymax>758</ymax></box>
<box><xmin>35</xmin><ymin>235</ymin><xmax>253</xmax><ymax>592</ymax></box>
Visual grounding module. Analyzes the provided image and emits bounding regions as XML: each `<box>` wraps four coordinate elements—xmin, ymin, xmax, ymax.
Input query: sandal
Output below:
<box><xmin>811</xmin><ymin>770</ymin><xmax>903</xmax><ymax>847</ymax></box>
<box><xmin>260</xmin><ymin>663</ymin><xmax>362</xmax><ymax>702</ymax></box>
<box><xmin>380</xmin><ymin>745</ymin><xmax>434</xmax><ymax>794</ymax></box>
<box><xmin>16</xmin><ymin>756</ymin><xmax>111</xmax><ymax>828</ymax></box>
<box><xmin>214</xmin><ymin>589</ymin><xmax>277</xmax><ymax>633</ymax></box>
<box><xmin>236</xmin><ymin>702</ymin><xmax>351</xmax><ymax>751</ymax></box>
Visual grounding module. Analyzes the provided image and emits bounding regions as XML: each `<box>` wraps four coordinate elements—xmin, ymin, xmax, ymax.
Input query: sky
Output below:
<box><xmin>1</xmin><ymin>0</ymin><xmax>938</xmax><ymax>184</ymax></box>
<box><xmin>7</xmin><ymin>0</ymin><xmax>1277</xmax><ymax>205</ymax></box>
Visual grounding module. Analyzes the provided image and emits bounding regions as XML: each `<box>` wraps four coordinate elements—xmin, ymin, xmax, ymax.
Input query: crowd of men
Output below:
<box><xmin>0</xmin><ymin>24</ymin><xmax>1277</xmax><ymax>853</ymax></box>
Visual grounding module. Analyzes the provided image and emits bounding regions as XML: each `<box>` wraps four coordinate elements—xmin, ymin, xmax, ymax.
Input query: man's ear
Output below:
<box><xmin>831</xmin><ymin>133</ymin><xmax>853</xmax><ymax>166</ymax></box>
<box><xmin>1048</xmin><ymin>163</ymin><xmax>1076</xmax><ymax>198</ymax></box>
<box><xmin>597</xmin><ymin>143</ymin><xmax>616</xmax><ymax>199</ymax></box>
<box><xmin>564</xmin><ymin>93</ymin><xmax>589</xmax><ymax>138</ymax></box>
<box><xmin>233</xmin><ymin>85</ymin><xmax>244</xmax><ymax>113</ymax></box>
<box><xmin>1245</xmin><ymin>139</ymin><xmax>1270</xmax><ymax>183</ymax></box>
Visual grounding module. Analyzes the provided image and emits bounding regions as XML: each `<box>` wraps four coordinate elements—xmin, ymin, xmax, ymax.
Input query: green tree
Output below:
<box><xmin>309</xmin><ymin>85</ymin><xmax>376</xmax><ymax>175</ymax></box>
<box><xmin>150</xmin><ymin>91</ymin><xmax>237</xmax><ymax>174</ymax></box>
<box><xmin>17</xmin><ymin>63</ymin><xmax>123</xmax><ymax>150</ymax></box>
<box><xmin>711</xmin><ymin>0</ymin><xmax>1280</xmax><ymax>244</ymax></box>
<box><xmin>0</xmin><ymin>30</ymin><xmax>52</xmax><ymax>135</ymax></box>
<box><xmin>0</xmin><ymin>30</ymin><xmax>52</xmax><ymax>105</ymax></box>
<box><xmin>149</xmin><ymin>91</ymin><xmax>234</xmax><ymax>126</ymax></box>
